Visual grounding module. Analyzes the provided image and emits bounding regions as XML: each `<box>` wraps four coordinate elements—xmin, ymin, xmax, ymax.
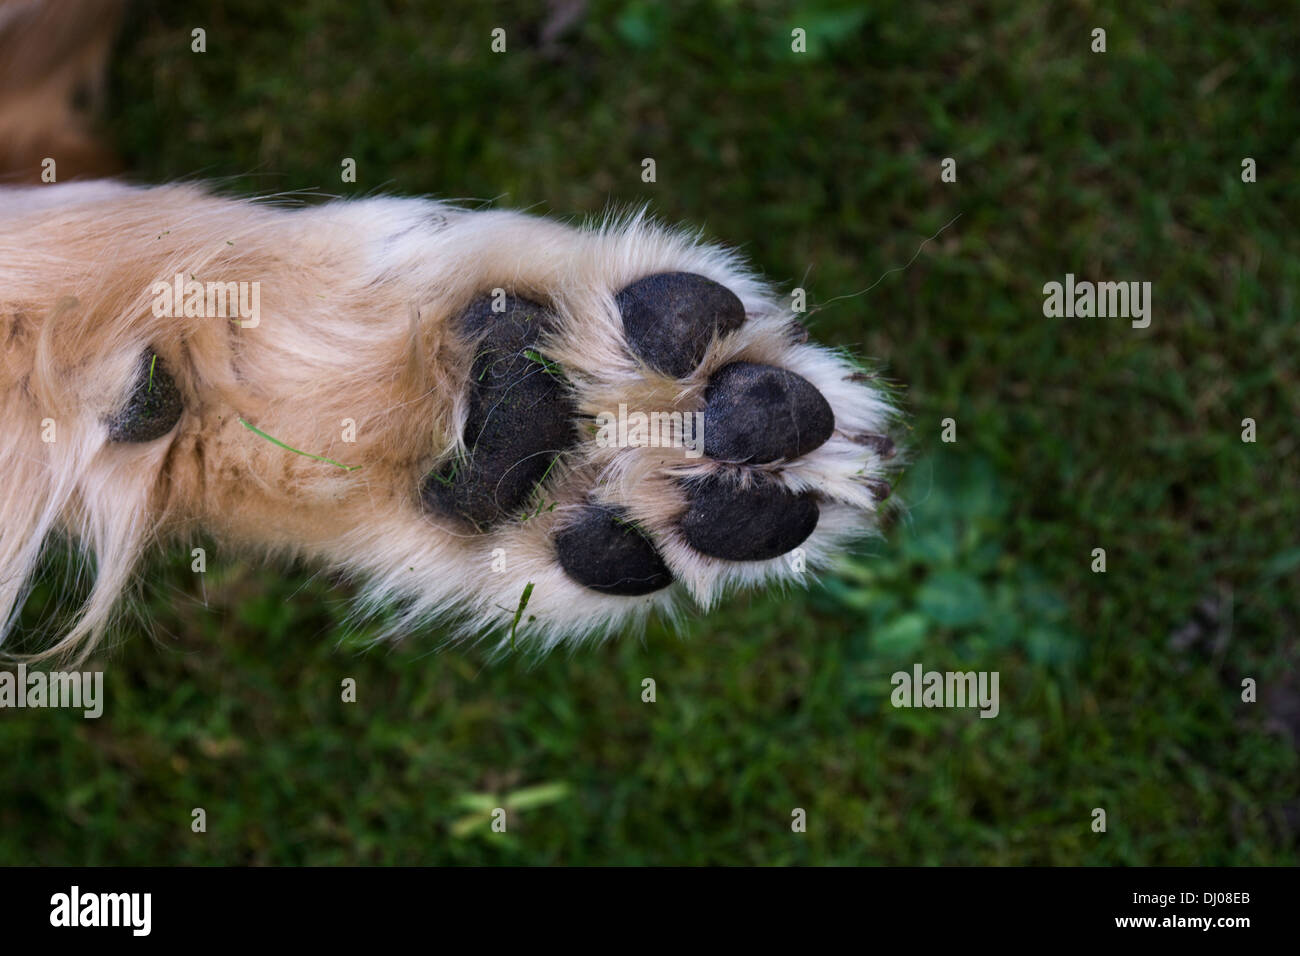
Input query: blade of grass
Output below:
<box><xmin>238</xmin><ymin>418</ymin><xmax>361</xmax><ymax>471</ymax></box>
<box><xmin>510</xmin><ymin>582</ymin><xmax>535</xmax><ymax>650</ymax></box>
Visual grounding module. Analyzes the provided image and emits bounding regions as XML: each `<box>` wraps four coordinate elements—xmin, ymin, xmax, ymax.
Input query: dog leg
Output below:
<box><xmin>0</xmin><ymin>183</ymin><xmax>901</xmax><ymax>658</ymax></box>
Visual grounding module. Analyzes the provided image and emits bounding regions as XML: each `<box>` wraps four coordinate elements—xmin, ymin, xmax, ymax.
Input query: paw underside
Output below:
<box><xmin>418</xmin><ymin>272</ymin><xmax>894</xmax><ymax>597</ymax></box>
<box><xmin>102</xmin><ymin>268</ymin><xmax>895</xmax><ymax>620</ymax></box>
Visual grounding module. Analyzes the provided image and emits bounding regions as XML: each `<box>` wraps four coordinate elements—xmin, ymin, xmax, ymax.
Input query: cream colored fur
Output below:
<box><xmin>0</xmin><ymin>181</ymin><xmax>899</xmax><ymax>661</ymax></box>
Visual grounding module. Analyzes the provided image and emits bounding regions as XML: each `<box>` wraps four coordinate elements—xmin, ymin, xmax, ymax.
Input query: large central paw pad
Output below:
<box><xmin>420</xmin><ymin>295</ymin><xmax>580</xmax><ymax>531</ymax></box>
<box><xmin>422</xmin><ymin>269</ymin><xmax>896</xmax><ymax>616</ymax></box>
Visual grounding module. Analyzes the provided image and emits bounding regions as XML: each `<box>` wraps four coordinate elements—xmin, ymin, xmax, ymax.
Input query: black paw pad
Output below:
<box><xmin>105</xmin><ymin>349</ymin><xmax>183</xmax><ymax>443</ymax></box>
<box><xmin>681</xmin><ymin>475</ymin><xmax>819</xmax><ymax>561</ymax></box>
<box><xmin>555</xmin><ymin>504</ymin><xmax>673</xmax><ymax>595</ymax></box>
<box><xmin>702</xmin><ymin>361</ymin><xmax>834</xmax><ymax>463</ymax></box>
<box><xmin>616</xmin><ymin>272</ymin><xmax>746</xmax><ymax>378</ymax></box>
<box><xmin>421</xmin><ymin>295</ymin><xmax>579</xmax><ymax>530</ymax></box>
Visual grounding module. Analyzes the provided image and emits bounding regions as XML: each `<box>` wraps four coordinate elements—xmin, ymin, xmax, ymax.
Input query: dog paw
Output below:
<box><xmin>0</xmin><ymin>188</ymin><xmax>900</xmax><ymax>658</ymax></box>
<box><xmin>388</xmin><ymin>218</ymin><xmax>901</xmax><ymax>650</ymax></box>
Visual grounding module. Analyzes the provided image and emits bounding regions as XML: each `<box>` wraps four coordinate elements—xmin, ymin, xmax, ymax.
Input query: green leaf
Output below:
<box><xmin>796</xmin><ymin>6</ymin><xmax>871</xmax><ymax>60</ymax></box>
<box><xmin>872</xmin><ymin>612</ymin><xmax>929</xmax><ymax>657</ymax></box>
<box><xmin>902</xmin><ymin>525</ymin><xmax>959</xmax><ymax>565</ymax></box>
<box><xmin>505</xmin><ymin>781</ymin><xmax>570</xmax><ymax>811</ymax></box>
<box><xmin>454</xmin><ymin>792</ymin><xmax>499</xmax><ymax>813</ymax></box>
<box><xmin>450</xmin><ymin>811</ymin><xmax>493</xmax><ymax>839</ymax></box>
<box><xmin>615</xmin><ymin>2</ymin><xmax>665</xmax><ymax>50</ymax></box>
<box><xmin>917</xmin><ymin>571</ymin><xmax>987</xmax><ymax>628</ymax></box>
<box><xmin>1023</xmin><ymin>626</ymin><xmax>1078</xmax><ymax>666</ymax></box>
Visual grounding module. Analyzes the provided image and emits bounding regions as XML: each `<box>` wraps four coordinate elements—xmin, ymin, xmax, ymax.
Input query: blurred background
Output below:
<box><xmin>2</xmin><ymin>0</ymin><xmax>1297</xmax><ymax>864</ymax></box>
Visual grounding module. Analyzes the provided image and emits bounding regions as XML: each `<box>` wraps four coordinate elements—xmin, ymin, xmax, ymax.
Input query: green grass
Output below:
<box><xmin>238</xmin><ymin>417</ymin><xmax>361</xmax><ymax>471</ymax></box>
<box><xmin>1</xmin><ymin>0</ymin><xmax>1296</xmax><ymax>865</ymax></box>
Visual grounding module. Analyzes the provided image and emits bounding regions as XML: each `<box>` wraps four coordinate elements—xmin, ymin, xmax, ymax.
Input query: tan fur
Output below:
<box><xmin>0</xmin><ymin>183</ymin><xmax>900</xmax><ymax>661</ymax></box>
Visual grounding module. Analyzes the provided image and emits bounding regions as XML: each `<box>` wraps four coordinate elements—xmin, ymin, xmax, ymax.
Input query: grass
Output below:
<box><xmin>237</xmin><ymin>417</ymin><xmax>361</xmax><ymax>471</ymax></box>
<box><xmin>1</xmin><ymin>0</ymin><xmax>1296</xmax><ymax>865</ymax></box>
<box><xmin>510</xmin><ymin>582</ymin><xmax>535</xmax><ymax>652</ymax></box>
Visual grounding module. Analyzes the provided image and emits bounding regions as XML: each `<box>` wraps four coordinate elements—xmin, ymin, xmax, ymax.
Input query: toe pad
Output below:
<box><xmin>681</xmin><ymin>474</ymin><xmax>819</xmax><ymax>561</ymax></box>
<box><xmin>702</xmin><ymin>361</ymin><xmax>834</xmax><ymax>463</ymax></box>
<box><xmin>616</xmin><ymin>272</ymin><xmax>746</xmax><ymax>379</ymax></box>
<box><xmin>555</xmin><ymin>504</ymin><xmax>673</xmax><ymax>595</ymax></box>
